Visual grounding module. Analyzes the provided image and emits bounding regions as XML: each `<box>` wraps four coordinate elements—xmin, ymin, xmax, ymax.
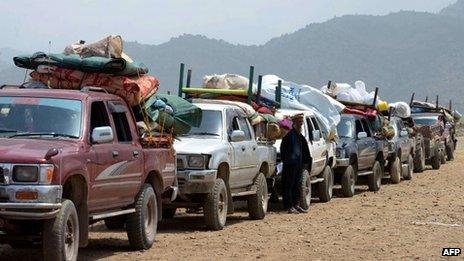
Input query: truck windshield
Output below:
<box><xmin>0</xmin><ymin>96</ymin><xmax>82</xmax><ymax>138</ymax></box>
<box><xmin>413</xmin><ymin>116</ymin><xmax>438</xmax><ymax>126</ymax></box>
<box><xmin>185</xmin><ymin>110</ymin><xmax>222</xmax><ymax>137</ymax></box>
<box><xmin>337</xmin><ymin>117</ymin><xmax>354</xmax><ymax>138</ymax></box>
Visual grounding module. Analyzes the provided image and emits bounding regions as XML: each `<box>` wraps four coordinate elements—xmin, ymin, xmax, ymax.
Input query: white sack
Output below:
<box><xmin>203</xmin><ymin>74</ymin><xmax>249</xmax><ymax>90</ymax></box>
<box><xmin>389</xmin><ymin>102</ymin><xmax>411</xmax><ymax>118</ymax></box>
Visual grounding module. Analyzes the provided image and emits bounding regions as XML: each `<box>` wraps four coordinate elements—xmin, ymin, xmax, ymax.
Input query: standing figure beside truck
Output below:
<box><xmin>280</xmin><ymin>114</ymin><xmax>310</xmax><ymax>214</ymax></box>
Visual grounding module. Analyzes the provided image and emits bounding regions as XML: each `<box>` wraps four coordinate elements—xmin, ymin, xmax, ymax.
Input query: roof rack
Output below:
<box><xmin>80</xmin><ymin>87</ymin><xmax>109</xmax><ymax>94</ymax></box>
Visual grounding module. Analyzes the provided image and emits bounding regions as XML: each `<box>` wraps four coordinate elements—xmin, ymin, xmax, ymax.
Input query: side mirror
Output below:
<box><xmin>312</xmin><ymin>130</ymin><xmax>321</xmax><ymax>142</ymax></box>
<box><xmin>400</xmin><ymin>129</ymin><xmax>408</xmax><ymax>137</ymax></box>
<box><xmin>357</xmin><ymin>132</ymin><xmax>368</xmax><ymax>139</ymax></box>
<box><xmin>230</xmin><ymin>130</ymin><xmax>245</xmax><ymax>142</ymax></box>
<box><xmin>92</xmin><ymin>126</ymin><xmax>114</xmax><ymax>144</ymax></box>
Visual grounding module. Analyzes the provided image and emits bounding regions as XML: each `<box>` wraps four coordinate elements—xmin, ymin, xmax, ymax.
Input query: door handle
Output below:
<box><xmin>241</xmin><ymin>146</ymin><xmax>246</xmax><ymax>152</ymax></box>
<box><xmin>133</xmin><ymin>150</ymin><xmax>140</xmax><ymax>158</ymax></box>
<box><xmin>112</xmin><ymin>151</ymin><xmax>119</xmax><ymax>157</ymax></box>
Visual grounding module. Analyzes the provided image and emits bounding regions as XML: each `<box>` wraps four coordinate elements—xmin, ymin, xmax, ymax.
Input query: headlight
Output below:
<box><xmin>336</xmin><ymin>149</ymin><xmax>346</xmax><ymax>159</ymax></box>
<box><xmin>13</xmin><ymin>166</ymin><xmax>38</xmax><ymax>183</ymax></box>
<box><xmin>12</xmin><ymin>164</ymin><xmax>54</xmax><ymax>184</ymax></box>
<box><xmin>188</xmin><ymin>155</ymin><xmax>207</xmax><ymax>169</ymax></box>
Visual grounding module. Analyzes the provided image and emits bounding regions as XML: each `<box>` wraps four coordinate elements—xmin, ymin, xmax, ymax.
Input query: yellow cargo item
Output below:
<box><xmin>377</xmin><ymin>100</ymin><xmax>389</xmax><ymax>111</ymax></box>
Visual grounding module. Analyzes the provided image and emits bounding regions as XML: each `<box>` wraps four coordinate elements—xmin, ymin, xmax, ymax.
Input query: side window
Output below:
<box><xmin>237</xmin><ymin>117</ymin><xmax>252</xmax><ymax>140</ymax></box>
<box><xmin>306</xmin><ymin>117</ymin><xmax>314</xmax><ymax>141</ymax></box>
<box><xmin>361</xmin><ymin>119</ymin><xmax>372</xmax><ymax>137</ymax></box>
<box><xmin>90</xmin><ymin>101</ymin><xmax>110</xmax><ymax>131</ymax></box>
<box><xmin>355</xmin><ymin>119</ymin><xmax>364</xmax><ymax>134</ymax></box>
<box><xmin>112</xmin><ymin>112</ymin><xmax>133</xmax><ymax>142</ymax></box>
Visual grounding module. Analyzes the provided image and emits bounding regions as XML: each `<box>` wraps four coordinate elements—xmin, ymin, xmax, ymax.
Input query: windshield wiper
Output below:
<box><xmin>10</xmin><ymin>132</ymin><xmax>79</xmax><ymax>139</ymax></box>
<box><xmin>188</xmin><ymin>132</ymin><xmax>220</xmax><ymax>136</ymax></box>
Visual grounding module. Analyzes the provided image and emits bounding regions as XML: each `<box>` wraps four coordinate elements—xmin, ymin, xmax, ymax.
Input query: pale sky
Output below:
<box><xmin>0</xmin><ymin>0</ymin><xmax>457</xmax><ymax>51</ymax></box>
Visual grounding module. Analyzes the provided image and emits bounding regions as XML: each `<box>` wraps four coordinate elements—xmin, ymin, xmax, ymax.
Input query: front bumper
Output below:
<box><xmin>0</xmin><ymin>185</ymin><xmax>62</xmax><ymax>219</ymax></box>
<box><xmin>336</xmin><ymin>158</ymin><xmax>350</xmax><ymax>167</ymax></box>
<box><xmin>177</xmin><ymin>169</ymin><xmax>217</xmax><ymax>195</ymax></box>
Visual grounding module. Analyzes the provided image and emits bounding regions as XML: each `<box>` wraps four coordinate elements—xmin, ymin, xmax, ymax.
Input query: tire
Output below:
<box><xmin>414</xmin><ymin>147</ymin><xmax>425</xmax><ymax>173</ymax></box>
<box><xmin>341</xmin><ymin>165</ymin><xmax>356</xmax><ymax>197</ymax></box>
<box><xmin>440</xmin><ymin>150</ymin><xmax>446</xmax><ymax>165</ymax></box>
<box><xmin>299</xmin><ymin>169</ymin><xmax>311</xmax><ymax>210</ymax></box>
<box><xmin>368</xmin><ymin>161</ymin><xmax>382</xmax><ymax>192</ymax></box>
<box><xmin>446</xmin><ymin>143</ymin><xmax>454</xmax><ymax>161</ymax></box>
<box><xmin>204</xmin><ymin>178</ymin><xmax>228</xmax><ymax>230</ymax></box>
<box><xmin>104</xmin><ymin>216</ymin><xmax>126</xmax><ymax>230</ymax></box>
<box><xmin>317</xmin><ymin>166</ymin><xmax>334</xmax><ymax>202</ymax></box>
<box><xmin>126</xmin><ymin>184</ymin><xmax>158</xmax><ymax>250</ymax></box>
<box><xmin>403</xmin><ymin>155</ymin><xmax>413</xmax><ymax>180</ymax></box>
<box><xmin>247</xmin><ymin>173</ymin><xmax>268</xmax><ymax>220</ymax></box>
<box><xmin>43</xmin><ymin>199</ymin><xmax>79</xmax><ymax>261</ymax></box>
<box><xmin>162</xmin><ymin>208</ymin><xmax>177</xmax><ymax>219</ymax></box>
<box><xmin>431</xmin><ymin>146</ymin><xmax>441</xmax><ymax>170</ymax></box>
<box><xmin>389</xmin><ymin>157</ymin><xmax>401</xmax><ymax>184</ymax></box>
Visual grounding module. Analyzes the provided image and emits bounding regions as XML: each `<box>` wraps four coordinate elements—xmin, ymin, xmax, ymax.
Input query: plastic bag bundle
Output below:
<box><xmin>203</xmin><ymin>74</ymin><xmax>249</xmax><ymax>90</ymax></box>
<box><xmin>389</xmin><ymin>102</ymin><xmax>411</xmax><ymax>118</ymax></box>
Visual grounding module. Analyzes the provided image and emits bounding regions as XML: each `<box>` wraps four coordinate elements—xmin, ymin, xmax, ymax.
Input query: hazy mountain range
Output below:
<box><xmin>1</xmin><ymin>0</ymin><xmax>463</xmax><ymax>110</ymax></box>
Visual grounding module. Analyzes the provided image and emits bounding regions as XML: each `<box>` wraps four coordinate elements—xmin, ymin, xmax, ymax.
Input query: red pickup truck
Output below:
<box><xmin>0</xmin><ymin>87</ymin><xmax>177</xmax><ymax>260</ymax></box>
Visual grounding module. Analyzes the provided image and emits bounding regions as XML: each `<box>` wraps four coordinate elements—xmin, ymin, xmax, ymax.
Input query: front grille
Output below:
<box><xmin>177</xmin><ymin>176</ymin><xmax>186</xmax><ymax>190</ymax></box>
<box><xmin>177</xmin><ymin>158</ymin><xmax>185</xmax><ymax>170</ymax></box>
<box><xmin>0</xmin><ymin>167</ymin><xmax>4</xmax><ymax>184</ymax></box>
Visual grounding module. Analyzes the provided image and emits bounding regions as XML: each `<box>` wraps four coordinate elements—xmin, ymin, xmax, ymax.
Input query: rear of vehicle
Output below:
<box><xmin>385</xmin><ymin>117</ymin><xmax>415</xmax><ymax>183</ymax></box>
<box><xmin>411</xmin><ymin>113</ymin><xmax>445</xmax><ymax>170</ymax></box>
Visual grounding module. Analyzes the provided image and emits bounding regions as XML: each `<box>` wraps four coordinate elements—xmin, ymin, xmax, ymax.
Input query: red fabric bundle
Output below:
<box><xmin>344</xmin><ymin>107</ymin><xmax>377</xmax><ymax>117</ymax></box>
<box><xmin>30</xmin><ymin>67</ymin><xmax>158</xmax><ymax>106</ymax></box>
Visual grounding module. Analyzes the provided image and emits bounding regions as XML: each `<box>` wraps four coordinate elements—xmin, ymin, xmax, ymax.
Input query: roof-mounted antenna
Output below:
<box><xmin>246</xmin><ymin>66</ymin><xmax>254</xmax><ymax>105</ymax></box>
<box><xmin>186</xmin><ymin>69</ymin><xmax>192</xmax><ymax>88</ymax></box>
<box><xmin>410</xmin><ymin>93</ymin><xmax>415</xmax><ymax>106</ymax></box>
<box><xmin>257</xmin><ymin>75</ymin><xmax>263</xmax><ymax>104</ymax></box>
<box><xmin>276</xmin><ymin>80</ymin><xmax>282</xmax><ymax>109</ymax></box>
<box><xmin>372</xmin><ymin>87</ymin><xmax>379</xmax><ymax>107</ymax></box>
<box><xmin>178</xmin><ymin>63</ymin><xmax>185</xmax><ymax>97</ymax></box>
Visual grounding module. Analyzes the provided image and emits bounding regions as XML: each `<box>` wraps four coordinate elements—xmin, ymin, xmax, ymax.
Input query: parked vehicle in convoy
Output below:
<box><xmin>384</xmin><ymin>117</ymin><xmax>415</xmax><ymax>183</ymax></box>
<box><xmin>0</xmin><ymin>88</ymin><xmax>177</xmax><ymax>260</ymax></box>
<box><xmin>334</xmin><ymin>113</ymin><xmax>388</xmax><ymax>197</ymax></box>
<box><xmin>272</xmin><ymin>109</ymin><xmax>336</xmax><ymax>209</ymax></box>
<box><xmin>165</xmin><ymin>101</ymin><xmax>276</xmax><ymax>230</ymax></box>
<box><xmin>411</xmin><ymin>113</ymin><xmax>445</xmax><ymax>170</ymax></box>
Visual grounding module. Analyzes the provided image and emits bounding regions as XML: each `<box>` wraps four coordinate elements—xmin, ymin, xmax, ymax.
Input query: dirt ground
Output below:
<box><xmin>1</xmin><ymin>147</ymin><xmax>463</xmax><ymax>260</ymax></box>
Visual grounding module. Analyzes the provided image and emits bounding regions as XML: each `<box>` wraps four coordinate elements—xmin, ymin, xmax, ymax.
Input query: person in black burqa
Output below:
<box><xmin>280</xmin><ymin>113</ymin><xmax>311</xmax><ymax>214</ymax></box>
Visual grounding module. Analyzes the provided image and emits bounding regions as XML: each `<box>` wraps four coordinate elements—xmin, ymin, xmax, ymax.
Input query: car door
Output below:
<box><xmin>229</xmin><ymin>112</ymin><xmax>258</xmax><ymax>188</ymax></box>
<box><xmin>308</xmin><ymin>116</ymin><xmax>327</xmax><ymax>175</ymax></box>
<box><xmin>361</xmin><ymin>118</ymin><xmax>377</xmax><ymax>167</ymax></box>
<box><xmin>87</xmin><ymin>100</ymin><xmax>143</xmax><ymax>211</ymax></box>
<box><xmin>396</xmin><ymin>119</ymin><xmax>409</xmax><ymax>162</ymax></box>
<box><xmin>355</xmin><ymin>118</ymin><xmax>369</xmax><ymax>170</ymax></box>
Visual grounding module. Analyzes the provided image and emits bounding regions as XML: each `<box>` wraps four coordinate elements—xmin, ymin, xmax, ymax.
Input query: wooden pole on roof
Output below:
<box><xmin>257</xmin><ymin>75</ymin><xmax>262</xmax><ymax>104</ymax></box>
<box><xmin>186</xmin><ymin>69</ymin><xmax>192</xmax><ymax>88</ymax></box>
<box><xmin>276</xmin><ymin>80</ymin><xmax>282</xmax><ymax>109</ymax></box>
<box><xmin>449</xmin><ymin>100</ymin><xmax>452</xmax><ymax>111</ymax></box>
<box><xmin>410</xmin><ymin>93</ymin><xmax>415</xmax><ymax>106</ymax></box>
<box><xmin>372</xmin><ymin>87</ymin><xmax>379</xmax><ymax>107</ymax></box>
<box><xmin>178</xmin><ymin>63</ymin><xmax>185</xmax><ymax>97</ymax></box>
<box><xmin>247</xmin><ymin>66</ymin><xmax>254</xmax><ymax>105</ymax></box>
<box><xmin>436</xmin><ymin>95</ymin><xmax>439</xmax><ymax>108</ymax></box>
<box><xmin>425</xmin><ymin>96</ymin><xmax>428</xmax><ymax>102</ymax></box>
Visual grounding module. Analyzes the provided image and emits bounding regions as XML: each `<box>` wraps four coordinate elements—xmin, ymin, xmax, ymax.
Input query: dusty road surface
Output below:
<box><xmin>1</xmin><ymin>147</ymin><xmax>463</xmax><ymax>260</ymax></box>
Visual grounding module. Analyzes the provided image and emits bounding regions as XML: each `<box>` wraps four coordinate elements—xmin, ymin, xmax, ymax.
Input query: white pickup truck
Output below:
<box><xmin>165</xmin><ymin>101</ymin><xmax>276</xmax><ymax>230</ymax></box>
<box><xmin>272</xmin><ymin>109</ymin><xmax>336</xmax><ymax>209</ymax></box>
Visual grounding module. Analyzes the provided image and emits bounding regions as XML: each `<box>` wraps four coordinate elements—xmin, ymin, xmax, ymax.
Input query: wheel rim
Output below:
<box><xmin>64</xmin><ymin>215</ymin><xmax>77</xmax><ymax>260</ymax></box>
<box><xmin>261</xmin><ymin>181</ymin><xmax>268</xmax><ymax>213</ymax></box>
<box><xmin>350</xmin><ymin>170</ymin><xmax>355</xmax><ymax>193</ymax></box>
<box><xmin>304</xmin><ymin>175</ymin><xmax>311</xmax><ymax>205</ymax></box>
<box><xmin>218</xmin><ymin>188</ymin><xmax>227</xmax><ymax>224</ymax></box>
<box><xmin>409</xmin><ymin>158</ymin><xmax>413</xmax><ymax>177</ymax></box>
<box><xmin>328</xmin><ymin>170</ymin><xmax>334</xmax><ymax>198</ymax></box>
<box><xmin>144</xmin><ymin>195</ymin><xmax>155</xmax><ymax>238</ymax></box>
<box><xmin>376</xmin><ymin>165</ymin><xmax>382</xmax><ymax>187</ymax></box>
